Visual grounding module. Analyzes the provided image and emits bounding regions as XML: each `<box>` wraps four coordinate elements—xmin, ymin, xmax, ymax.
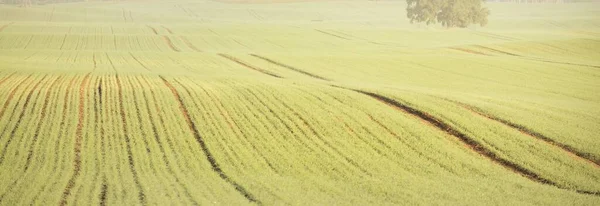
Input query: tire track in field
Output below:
<box><xmin>93</xmin><ymin>77</ymin><xmax>109</xmax><ymax>206</ymax></box>
<box><xmin>27</xmin><ymin>76</ymin><xmax>78</xmax><ymax>205</ymax></box>
<box><xmin>125</xmin><ymin>76</ymin><xmax>186</xmax><ymax>203</ymax></box>
<box><xmin>448</xmin><ymin>47</ymin><xmax>489</xmax><ymax>56</ymax></box>
<box><xmin>0</xmin><ymin>72</ymin><xmax>16</xmax><ymax>86</ymax></box>
<box><xmin>99</xmin><ymin>177</ymin><xmax>108</xmax><ymax>206</ymax></box>
<box><xmin>159</xmin><ymin>76</ymin><xmax>261</xmax><ymax>204</ymax></box>
<box><xmin>163</xmin><ymin>36</ymin><xmax>181</xmax><ymax>52</ymax></box>
<box><xmin>249</xmin><ymin>54</ymin><xmax>330</xmax><ymax>81</ymax></box>
<box><xmin>105</xmin><ymin>52</ymin><xmax>117</xmax><ymax>72</ymax></box>
<box><xmin>22</xmin><ymin>76</ymin><xmax>64</xmax><ymax>170</ymax></box>
<box><xmin>162</xmin><ymin>26</ymin><xmax>174</xmax><ymax>35</ymax></box>
<box><xmin>445</xmin><ymin>99</ymin><xmax>600</xmax><ymax>169</ymax></box>
<box><xmin>315</xmin><ymin>29</ymin><xmax>351</xmax><ymax>40</ymax></box>
<box><xmin>59</xmin><ymin>73</ymin><xmax>91</xmax><ymax>206</ymax></box>
<box><xmin>339</xmin><ymin>87</ymin><xmax>600</xmax><ymax>196</ymax></box>
<box><xmin>147</xmin><ymin>25</ymin><xmax>158</xmax><ymax>35</ymax></box>
<box><xmin>0</xmin><ymin>75</ymin><xmax>49</xmax><ymax>165</ymax></box>
<box><xmin>93</xmin><ymin>54</ymin><xmax>97</xmax><ymax>70</ymax></box>
<box><xmin>229</xmin><ymin>80</ymin><xmax>355</xmax><ymax>180</ymax></box>
<box><xmin>219</xmin><ymin>54</ymin><xmax>282</xmax><ymax>78</ymax></box>
<box><xmin>115</xmin><ymin>75</ymin><xmax>147</xmax><ymax>205</ymax></box>
<box><xmin>134</xmin><ymin>76</ymin><xmax>198</xmax><ymax>205</ymax></box>
<box><xmin>142</xmin><ymin>76</ymin><xmax>224</xmax><ymax>200</ymax></box>
<box><xmin>0</xmin><ymin>75</ymin><xmax>33</xmax><ymax>120</ymax></box>
<box><xmin>297</xmin><ymin>87</ymin><xmax>451</xmax><ymax>175</ymax></box>
<box><xmin>472</xmin><ymin>45</ymin><xmax>600</xmax><ymax>68</ymax></box>
<box><xmin>0</xmin><ymin>76</ymin><xmax>64</xmax><ymax>202</ymax></box>
<box><xmin>229</xmin><ymin>82</ymin><xmax>326</xmax><ymax>176</ymax></box>
<box><xmin>181</xmin><ymin>36</ymin><xmax>202</xmax><ymax>52</ymax></box>
<box><xmin>129</xmin><ymin>53</ymin><xmax>152</xmax><ymax>71</ymax></box>
<box><xmin>0</xmin><ymin>22</ymin><xmax>14</xmax><ymax>32</ymax></box>
<box><xmin>259</xmin><ymin>86</ymin><xmax>374</xmax><ymax>177</ymax></box>
<box><xmin>173</xmin><ymin>79</ymin><xmax>250</xmax><ymax>171</ymax></box>
<box><xmin>473</xmin><ymin>31</ymin><xmax>520</xmax><ymax>41</ymax></box>
<box><xmin>190</xmin><ymin>81</ymin><xmax>279</xmax><ymax>174</ymax></box>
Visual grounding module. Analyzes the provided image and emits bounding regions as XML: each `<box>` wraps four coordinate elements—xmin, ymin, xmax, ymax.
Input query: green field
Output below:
<box><xmin>0</xmin><ymin>0</ymin><xmax>599</xmax><ymax>205</ymax></box>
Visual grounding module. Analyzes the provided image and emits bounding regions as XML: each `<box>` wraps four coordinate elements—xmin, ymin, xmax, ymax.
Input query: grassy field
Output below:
<box><xmin>0</xmin><ymin>0</ymin><xmax>599</xmax><ymax>205</ymax></box>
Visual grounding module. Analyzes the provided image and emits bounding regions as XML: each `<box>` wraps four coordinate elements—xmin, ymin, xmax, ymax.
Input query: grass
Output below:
<box><xmin>0</xmin><ymin>0</ymin><xmax>599</xmax><ymax>205</ymax></box>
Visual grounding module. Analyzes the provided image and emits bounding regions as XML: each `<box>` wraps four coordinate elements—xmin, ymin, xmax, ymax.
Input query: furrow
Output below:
<box><xmin>133</xmin><ymin>76</ymin><xmax>198</xmax><ymax>205</ymax></box>
<box><xmin>23</xmin><ymin>76</ymin><xmax>64</xmax><ymax>171</ymax></box>
<box><xmin>315</xmin><ymin>29</ymin><xmax>350</xmax><ymax>40</ymax></box>
<box><xmin>59</xmin><ymin>73</ymin><xmax>91</xmax><ymax>206</ymax></box>
<box><xmin>129</xmin><ymin>53</ymin><xmax>151</xmax><ymax>71</ymax></box>
<box><xmin>147</xmin><ymin>25</ymin><xmax>158</xmax><ymax>35</ymax></box>
<box><xmin>99</xmin><ymin>177</ymin><xmax>107</xmax><ymax>206</ymax></box>
<box><xmin>0</xmin><ymin>75</ymin><xmax>33</xmax><ymax>120</ymax></box>
<box><xmin>448</xmin><ymin>47</ymin><xmax>489</xmax><ymax>56</ymax></box>
<box><xmin>28</xmin><ymin>75</ymin><xmax>78</xmax><ymax>205</ymax></box>
<box><xmin>159</xmin><ymin>76</ymin><xmax>261</xmax><ymax>204</ymax></box>
<box><xmin>0</xmin><ymin>22</ymin><xmax>14</xmax><ymax>32</ymax></box>
<box><xmin>190</xmin><ymin>81</ymin><xmax>279</xmax><ymax>173</ymax></box>
<box><xmin>163</xmin><ymin>36</ymin><xmax>181</xmax><ymax>52</ymax></box>
<box><xmin>249</xmin><ymin>54</ymin><xmax>330</xmax><ymax>81</ymax></box>
<box><xmin>115</xmin><ymin>75</ymin><xmax>147</xmax><ymax>205</ymax></box>
<box><xmin>218</xmin><ymin>54</ymin><xmax>282</xmax><ymax>78</ymax></box>
<box><xmin>0</xmin><ymin>75</ymin><xmax>49</xmax><ymax>165</ymax></box>
<box><xmin>260</xmin><ymin>86</ymin><xmax>373</xmax><ymax>177</ymax></box>
<box><xmin>342</xmin><ymin>87</ymin><xmax>600</xmax><ymax>196</ymax></box>
<box><xmin>448</xmin><ymin>99</ymin><xmax>600</xmax><ymax>168</ymax></box>
<box><xmin>181</xmin><ymin>36</ymin><xmax>202</xmax><ymax>52</ymax></box>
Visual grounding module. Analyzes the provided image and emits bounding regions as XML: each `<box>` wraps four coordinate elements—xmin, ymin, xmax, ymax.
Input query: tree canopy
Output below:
<box><xmin>406</xmin><ymin>0</ymin><xmax>490</xmax><ymax>28</ymax></box>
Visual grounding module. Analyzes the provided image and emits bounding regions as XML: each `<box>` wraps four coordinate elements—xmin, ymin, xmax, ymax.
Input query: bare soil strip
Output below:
<box><xmin>163</xmin><ymin>36</ymin><xmax>181</xmax><ymax>52</ymax></box>
<box><xmin>181</xmin><ymin>36</ymin><xmax>202</xmax><ymax>52</ymax></box>
<box><xmin>159</xmin><ymin>76</ymin><xmax>261</xmax><ymax>204</ymax></box>
<box><xmin>342</xmin><ymin>87</ymin><xmax>600</xmax><ymax>196</ymax></box>
<box><xmin>115</xmin><ymin>75</ymin><xmax>147</xmax><ymax>205</ymax></box>
<box><xmin>448</xmin><ymin>100</ymin><xmax>600</xmax><ymax>168</ymax></box>
<box><xmin>315</xmin><ymin>29</ymin><xmax>350</xmax><ymax>40</ymax></box>
<box><xmin>219</xmin><ymin>54</ymin><xmax>282</xmax><ymax>78</ymax></box>
<box><xmin>59</xmin><ymin>73</ymin><xmax>91</xmax><ymax>206</ymax></box>
<box><xmin>250</xmin><ymin>54</ymin><xmax>330</xmax><ymax>81</ymax></box>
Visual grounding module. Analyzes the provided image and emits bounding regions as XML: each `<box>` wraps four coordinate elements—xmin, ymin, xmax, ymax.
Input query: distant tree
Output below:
<box><xmin>406</xmin><ymin>0</ymin><xmax>490</xmax><ymax>28</ymax></box>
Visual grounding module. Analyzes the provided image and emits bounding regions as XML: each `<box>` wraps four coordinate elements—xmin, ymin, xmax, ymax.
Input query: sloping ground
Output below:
<box><xmin>0</xmin><ymin>0</ymin><xmax>599</xmax><ymax>205</ymax></box>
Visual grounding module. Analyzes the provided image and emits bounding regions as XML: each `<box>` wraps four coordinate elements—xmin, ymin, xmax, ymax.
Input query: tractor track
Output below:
<box><xmin>159</xmin><ymin>76</ymin><xmax>261</xmax><ymax>204</ymax></box>
<box><xmin>337</xmin><ymin>87</ymin><xmax>600</xmax><ymax>196</ymax></box>
<box><xmin>59</xmin><ymin>73</ymin><xmax>91</xmax><ymax>206</ymax></box>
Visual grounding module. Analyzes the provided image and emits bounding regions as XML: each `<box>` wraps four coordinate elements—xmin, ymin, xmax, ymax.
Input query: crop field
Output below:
<box><xmin>0</xmin><ymin>0</ymin><xmax>599</xmax><ymax>205</ymax></box>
